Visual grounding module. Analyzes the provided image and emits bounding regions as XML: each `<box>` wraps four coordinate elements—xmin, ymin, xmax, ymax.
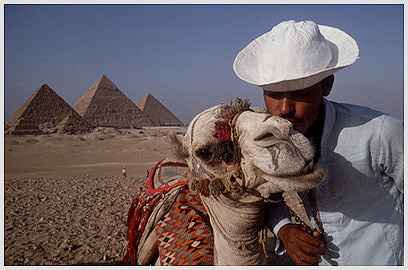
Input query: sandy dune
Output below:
<box><xmin>5</xmin><ymin>127</ymin><xmax>185</xmax><ymax>179</ymax></box>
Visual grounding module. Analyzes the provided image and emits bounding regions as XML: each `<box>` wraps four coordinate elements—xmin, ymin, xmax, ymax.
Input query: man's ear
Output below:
<box><xmin>321</xmin><ymin>75</ymin><xmax>334</xmax><ymax>96</ymax></box>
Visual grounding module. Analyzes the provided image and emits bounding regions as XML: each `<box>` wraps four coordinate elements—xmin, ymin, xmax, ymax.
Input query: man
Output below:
<box><xmin>233</xmin><ymin>20</ymin><xmax>403</xmax><ymax>265</ymax></box>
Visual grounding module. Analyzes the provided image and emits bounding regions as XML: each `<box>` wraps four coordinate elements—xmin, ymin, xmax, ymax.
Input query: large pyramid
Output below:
<box><xmin>5</xmin><ymin>84</ymin><xmax>92</xmax><ymax>135</ymax></box>
<box><xmin>136</xmin><ymin>94</ymin><xmax>184</xmax><ymax>126</ymax></box>
<box><xmin>73</xmin><ymin>75</ymin><xmax>154</xmax><ymax>128</ymax></box>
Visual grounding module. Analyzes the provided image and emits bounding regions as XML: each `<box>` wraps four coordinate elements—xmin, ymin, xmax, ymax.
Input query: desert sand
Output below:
<box><xmin>4</xmin><ymin>126</ymin><xmax>298</xmax><ymax>266</ymax></box>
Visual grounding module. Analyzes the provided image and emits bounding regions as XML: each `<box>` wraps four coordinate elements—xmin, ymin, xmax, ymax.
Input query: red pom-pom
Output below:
<box><xmin>212</xmin><ymin>121</ymin><xmax>231</xmax><ymax>141</ymax></box>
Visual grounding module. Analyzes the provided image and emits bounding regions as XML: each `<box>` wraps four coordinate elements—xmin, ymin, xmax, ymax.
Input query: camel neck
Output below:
<box><xmin>200</xmin><ymin>194</ymin><xmax>267</xmax><ymax>265</ymax></box>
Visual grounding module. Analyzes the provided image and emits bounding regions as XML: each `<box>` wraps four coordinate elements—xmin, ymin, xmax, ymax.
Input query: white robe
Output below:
<box><xmin>266</xmin><ymin>98</ymin><xmax>403</xmax><ymax>265</ymax></box>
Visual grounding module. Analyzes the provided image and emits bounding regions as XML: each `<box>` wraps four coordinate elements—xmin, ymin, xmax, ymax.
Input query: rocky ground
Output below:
<box><xmin>4</xmin><ymin>176</ymin><xmax>144</xmax><ymax>266</ymax></box>
<box><xmin>4</xmin><ymin>175</ymin><xmax>297</xmax><ymax>266</ymax></box>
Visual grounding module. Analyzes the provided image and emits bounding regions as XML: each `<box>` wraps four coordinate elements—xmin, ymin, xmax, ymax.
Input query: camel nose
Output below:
<box><xmin>253</xmin><ymin>116</ymin><xmax>294</xmax><ymax>148</ymax></box>
<box><xmin>269</xmin><ymin>116</ymin><xmax>293</xmax><ymax>139</ymax></box>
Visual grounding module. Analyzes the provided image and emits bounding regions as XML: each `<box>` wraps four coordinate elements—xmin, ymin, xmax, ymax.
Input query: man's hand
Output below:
<box><xmin>277</xmin><ymin>223</ymin><xmax>328</xmax><ymax>265</ymax></box>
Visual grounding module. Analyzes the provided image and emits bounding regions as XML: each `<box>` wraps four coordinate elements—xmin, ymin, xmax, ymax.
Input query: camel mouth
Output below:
<box><xmin>275</xmin><ymin>166</ymin><xmax>325</xmax><ymax>190</ymax></box>
<box><xmin>302</xmin><ymin>160</ymin><xmax>316</xmax><ymax>174</ymax></box>
<box><xmin>251</xmin><ymin>166</ymin><xmax>325</xmax><ymax>199</ymax></box>
<box><xmin>288</xmin><ymin>166</ymin><xmax>323</xmax><ymax>181</ymax></box>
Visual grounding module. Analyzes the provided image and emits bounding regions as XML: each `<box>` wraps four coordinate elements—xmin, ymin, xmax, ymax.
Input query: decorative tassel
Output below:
<box><xmin>209</xmin><ymin>178</ymin><xmax>225</xmax><ymax>196</ymax></box>
<box><xmin>212</xmin><ymin>120</ymin><xmax>231</xmax><ymax>141</ymax></box>
<box><xmin>196</xmin><ymin>178</ymin><xmax>210</xmax><ymax>197</ymax></box>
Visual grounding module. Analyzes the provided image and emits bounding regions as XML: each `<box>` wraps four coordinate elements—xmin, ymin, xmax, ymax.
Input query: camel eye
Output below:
<box><xmin>213</xmin><ymin>140</ymin><xmax>234</xmax><ymax>163</ymax></box>
<box><xmin>196</xmin><ymin>148</ymin><xmax>212</xmax><ymax>161</ymax></box>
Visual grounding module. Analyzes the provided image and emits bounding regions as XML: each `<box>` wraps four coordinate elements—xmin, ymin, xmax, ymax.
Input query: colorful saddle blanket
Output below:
<box><xmin>123</xmin><ymin>156</ymin><xmax>214</xmax><ymax>265</ymax></box>
<box><xmin>156</xmin><ymin>188</ymin><xmax>214</xmax><ymax>265</ymax></box>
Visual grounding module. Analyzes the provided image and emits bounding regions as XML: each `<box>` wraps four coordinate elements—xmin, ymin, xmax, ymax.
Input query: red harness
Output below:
<box><xmin>123</xmin><ymin>158</ymin><xmax>214</xmax><ymax>265</ymax></box>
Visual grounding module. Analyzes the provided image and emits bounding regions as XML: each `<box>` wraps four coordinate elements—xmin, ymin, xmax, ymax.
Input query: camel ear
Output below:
<box><xmin>167</xmin><ymin>132</ymin><xmax>189</xmax><ymax>159</ymax></box>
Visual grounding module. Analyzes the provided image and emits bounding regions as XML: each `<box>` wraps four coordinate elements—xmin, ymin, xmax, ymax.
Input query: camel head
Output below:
<box><xmin>170</xmin><ymin>99</ymin><xmax>324</xmax><ymax>201</ymax></box>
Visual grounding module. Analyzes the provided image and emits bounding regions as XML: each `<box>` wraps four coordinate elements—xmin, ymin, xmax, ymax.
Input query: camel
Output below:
<box><xmin>123</xmin><ymin>99</ymin><xmax>325</xmax><ymax>266</ymax></box>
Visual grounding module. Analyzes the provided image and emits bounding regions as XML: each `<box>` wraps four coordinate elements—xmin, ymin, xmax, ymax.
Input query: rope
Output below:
<box><xmin>259</xmin><ymin>226</ymin><xmax>269</xmax><ymax>258</ymax></box>
<box><xmin>308</xmin><ymin>189</ymin><xmax>326</xmax><ymax>242</ymax></box>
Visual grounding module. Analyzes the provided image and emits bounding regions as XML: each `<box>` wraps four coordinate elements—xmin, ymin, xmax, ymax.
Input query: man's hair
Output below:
<box><xmin>321</xmin><ymin>75</ymin><xmax>334</xmax><ymax>90</ymax></box>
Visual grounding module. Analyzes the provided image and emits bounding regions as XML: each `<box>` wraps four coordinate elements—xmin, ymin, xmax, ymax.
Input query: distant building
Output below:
<box><xmin>73</xmin><ymin>75</ymin><xmax>154</xmax><ymax>128</ymax></box>
<box><xmin>136</xmin><ymin>94</ymin><xmax>184</xmax><ymax>126</ymax></box>
<box><xmin>5</xmin><ymin>84</ymin><xmax>91</xmax><ymax>135</ymax></box>
<box><xmin>5</xmin><ymin>75</ymin><xmax>185</xmax><ymax>135</ymax></box>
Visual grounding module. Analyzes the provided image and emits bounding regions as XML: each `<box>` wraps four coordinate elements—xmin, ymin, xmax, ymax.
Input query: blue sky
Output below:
<box><xmin>4</xmin><ymin>4</ymin><xmax>404</xmax><ymax>124</ymax></box>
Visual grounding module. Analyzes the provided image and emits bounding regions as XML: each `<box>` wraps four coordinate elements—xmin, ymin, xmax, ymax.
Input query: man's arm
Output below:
<box><xmin>277</xmin><ymin>224</ymin><xmax>327</xmax><ymax>265</ymax></box>
<box><xmin>378</xmin><ymin>115</ymin><xmax>403</xmax><ymax>193</ymax></box>
<box><xmin>265</xmin><ymin>201</ymin><xmax>328</xmax><ymax>265</ymax></box>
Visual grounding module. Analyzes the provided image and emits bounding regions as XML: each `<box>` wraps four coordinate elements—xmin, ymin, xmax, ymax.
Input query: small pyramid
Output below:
<box><xmin>5</xmin><ymin>84</ymin><xmax>91</xmax><ymax>135</ymax></box>
<box><xmin>73</xmin><ymin>75</ymin><xmax>154</xmax><ymax>128</ymax></box>
<box><xmin>55</xmin><ymin>111</ymin><xmax>93</xmax><ymax>134</ymax></box>
<box><xmin>136</xmin><ymin>94</ymin><xmax>184</xmax><ymax>126</ymax></box>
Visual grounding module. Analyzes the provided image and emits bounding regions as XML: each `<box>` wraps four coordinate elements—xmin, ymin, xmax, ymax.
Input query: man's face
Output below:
<box><xmin>263</xmin><ymin>82</ymin><xmax>327</xmax><ymax>134</ymax></box>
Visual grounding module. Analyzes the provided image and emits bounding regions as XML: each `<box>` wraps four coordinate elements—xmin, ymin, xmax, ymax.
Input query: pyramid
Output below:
<box><xmin>73</xmin><ymin>75</ymin><xmax>154</xmax><ymax>128</ymax></box>
<box><xmin>5</xmin><ymin>84</ymin><xmax>91</xmax><ymax>135</ymax></box>
<box><xmin>136</xmin><ymin>94</ymin><xmax>184</xmax><ymax>126</ymax></box>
